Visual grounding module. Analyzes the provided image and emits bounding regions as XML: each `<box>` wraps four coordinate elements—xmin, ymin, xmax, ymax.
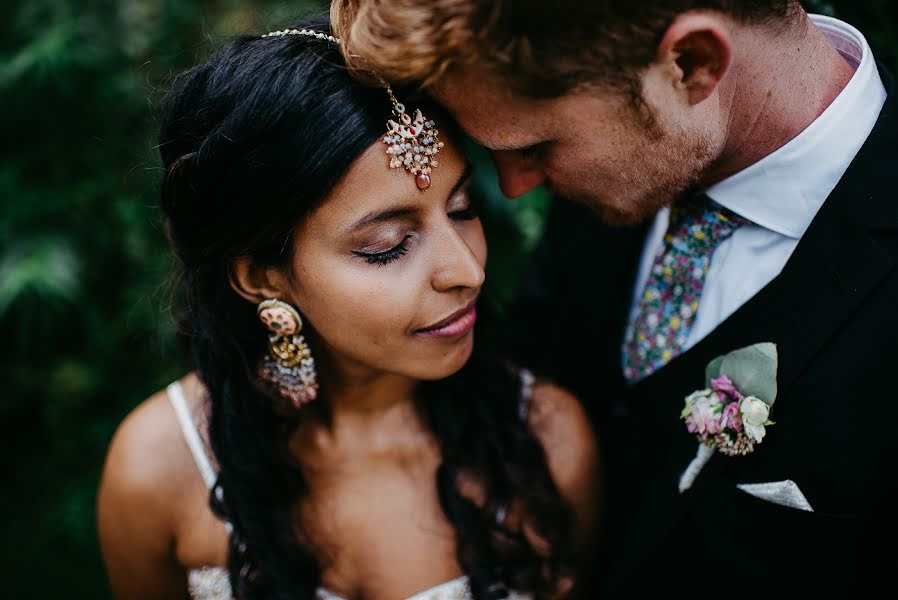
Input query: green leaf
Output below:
<box><xmin>719</xmin><ymin>343</ymin><xmax>779</xmax><ymax>406</ymax></box>
<box><xmin>704</xmin><ymin>356</ymin><xmax>724</xmax><ymax>386</ymax></box>
<box><xmin>0</xmin><ymin>238</ymin><xmax>82</xmax><ymax>316</ymax></box>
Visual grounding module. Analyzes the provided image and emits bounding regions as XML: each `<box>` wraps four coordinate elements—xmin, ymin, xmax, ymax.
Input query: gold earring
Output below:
<box><xmin>257</xmin><ymin>299</ymin><xmax>319</xmax><ymax>408</ymax></box>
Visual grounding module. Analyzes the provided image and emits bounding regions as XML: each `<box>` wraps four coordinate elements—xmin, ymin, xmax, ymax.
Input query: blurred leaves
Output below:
<box><xmin>0</xmin><ymin>2</ymin><xmax>328</xmax><ymax>598</ymax></box>
<box><xmin>0</xmin><ymin>238</ymin><xmax>81</xmax><ymax>316</ymax></box>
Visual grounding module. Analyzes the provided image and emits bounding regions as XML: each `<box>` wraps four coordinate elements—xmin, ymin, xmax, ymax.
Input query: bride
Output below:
<box><xmin>97</xmin><ymin>18</ymin><xmax>598</xmax><ymax>600</ymax></box>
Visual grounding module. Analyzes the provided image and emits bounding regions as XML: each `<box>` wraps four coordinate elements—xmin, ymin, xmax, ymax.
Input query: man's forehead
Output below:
<box><xmin>432</xmin><ymin>71</ymin><xmax>547</xmax><ymax>148</ymax></box>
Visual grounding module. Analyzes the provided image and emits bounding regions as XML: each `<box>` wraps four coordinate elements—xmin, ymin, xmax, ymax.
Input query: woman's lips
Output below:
<box><xmin>417</xmin><ymin>302</ymin><xmax>477</xmax><ymax>339</ymax></box>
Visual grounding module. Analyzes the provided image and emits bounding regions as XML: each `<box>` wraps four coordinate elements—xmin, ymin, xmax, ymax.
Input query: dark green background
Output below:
<box><xmin>1</xmin><ymin>1</ymin><xmax>894</xmax><ymax>597</ymax></box>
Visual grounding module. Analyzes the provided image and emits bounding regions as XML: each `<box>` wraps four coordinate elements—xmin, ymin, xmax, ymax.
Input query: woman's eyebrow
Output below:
<box><xmin>345</xmin><ymin>164</ymin><xmax>475</xmax><ymax>235</ymax></box>
<box><xmin>450</xmin><ymin>163</ymin><xmax>475</xmax><ymax>198</ymax></box>
<box><xmin>345</xmin><ymin>207</ymin><xmax>416</xmax><ymax>235</ymax></box>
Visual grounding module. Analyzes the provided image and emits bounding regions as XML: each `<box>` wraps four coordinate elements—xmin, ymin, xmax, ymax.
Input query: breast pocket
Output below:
<box><xmin>696</xmin><ymin>482</ymin><xmax>863</xmax><ymax>592</ymax></box>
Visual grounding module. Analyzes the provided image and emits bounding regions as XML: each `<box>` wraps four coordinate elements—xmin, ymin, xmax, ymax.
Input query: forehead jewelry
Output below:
<box><xmin>375</xmin><ymin>73</ymin><xmax>445</xmax><ymax>191</ymax></box>
<box><xmin>261</xmin><ymin>28</ymin><xmax>445</xmax><ymax>191</ymax></box>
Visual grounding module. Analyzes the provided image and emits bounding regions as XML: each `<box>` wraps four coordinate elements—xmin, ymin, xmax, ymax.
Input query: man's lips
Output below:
<box><xmin>416</xmin><ymin>300</ymin><xmax>478</xmax><ymax>338</ymax></box>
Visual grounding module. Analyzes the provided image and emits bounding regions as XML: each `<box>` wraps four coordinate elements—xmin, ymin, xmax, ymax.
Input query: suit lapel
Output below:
<box><xmin>603</xmin><ymin>65</ymin><xmax>898</xmax><ymax>591</ymax></box>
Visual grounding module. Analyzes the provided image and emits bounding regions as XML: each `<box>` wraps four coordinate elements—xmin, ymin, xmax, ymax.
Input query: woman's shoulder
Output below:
<box><xmin>102</xmin><ymin>375</ymin><xmax>203</xmax><ymax>488</ymax></box>
<box><xmin>98</xmin><ymin>374</ymin><xmax>210</xmax><ymax>598</ymax></box>
<box><xmin>526</xmin><ymin>377</ymin><xmax>600</xmax><ymax>532</ymax></box>
<box><xmin>98</xmin><ymin>374</ymin><xmax>205</xmax><ymax>539</ymax></box>
<box><xmin>526</xmin><ymin>379</ymin><xmax>598</xmax><ymax>473</ymax></box>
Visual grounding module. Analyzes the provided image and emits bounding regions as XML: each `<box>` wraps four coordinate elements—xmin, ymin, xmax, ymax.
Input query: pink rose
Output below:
<box><xmin>720</xmin><ymin>401</ymin><xmax>743</xmax><ymax>432</ymax></box>
<box><xmin>710</xmin><ymin>374</ymin><xmax>742</xmax><ymax>401</ymax></box>
<box><xmin>686</xmin><ymin>396</ymin><xmax>722</xmax><ymax>437</ymax></box>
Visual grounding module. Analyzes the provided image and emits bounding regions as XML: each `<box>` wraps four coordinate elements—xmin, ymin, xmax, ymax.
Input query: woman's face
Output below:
<box><xmin>286</xmin><ymin>135</ymin><xmax>486</xmax><ymax>383</ymax></box>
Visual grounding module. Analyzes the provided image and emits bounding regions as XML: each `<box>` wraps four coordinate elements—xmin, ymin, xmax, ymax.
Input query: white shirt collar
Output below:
<box><xmin>706</xmin><ymin>14</ymin><xmax>887</xmax><ymax>239</ymax></box>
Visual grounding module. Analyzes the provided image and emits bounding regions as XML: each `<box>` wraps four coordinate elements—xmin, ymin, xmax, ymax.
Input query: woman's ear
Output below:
<box><xmin>228</xmin><ymin>257</ymin><xmax>291</xmax><ymax>305</ymax></box>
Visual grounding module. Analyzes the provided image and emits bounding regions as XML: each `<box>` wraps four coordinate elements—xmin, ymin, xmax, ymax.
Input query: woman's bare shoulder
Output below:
<box><xmin>97</xmin><ymin>374</ymin><xmax>206</xmax><ymax>598</ymax></box>
<box><xmin>97</xmin><ymin>376</ymin><xmax>203</xmax><ymax>554</ymax></box>
<box><xmin>100</xmin><ymin>374</ymin><xmax>202</xmax><ymax>500</ymax></box>
<box><xmin>528</xmin><ymin>380</ymin><xmax>598</xmax><ymax>475</ymax></box>
<box><xmin>527</xmin><ymin>378</ymin><xmax>600</xmax><ymax>534</ymax></box>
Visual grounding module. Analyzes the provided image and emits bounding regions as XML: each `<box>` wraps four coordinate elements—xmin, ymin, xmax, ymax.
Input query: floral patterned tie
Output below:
<box><xmin>622</xmin><ymin>195</ymin><xmax>748</xmax><ymax>383</ymax></box>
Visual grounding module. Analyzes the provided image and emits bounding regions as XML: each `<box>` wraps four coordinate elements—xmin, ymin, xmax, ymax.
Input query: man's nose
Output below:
<box><xmin>490</xmin><ymin>150</ymin><xmax>547</xmax><ymax>198</ymax></box>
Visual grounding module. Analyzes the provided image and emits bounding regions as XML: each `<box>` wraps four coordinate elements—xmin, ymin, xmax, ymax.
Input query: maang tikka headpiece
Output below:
<box><xmin>262</xmin><ymin>28</ymin><xmax>445</xmax><ymax>191</ymax></box>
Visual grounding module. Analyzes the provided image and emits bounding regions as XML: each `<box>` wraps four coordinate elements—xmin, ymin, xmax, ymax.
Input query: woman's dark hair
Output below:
<box><xmin>158</xmin><ymin>17</ymin><xmax>573</xmax><ymax>600</ymax></box>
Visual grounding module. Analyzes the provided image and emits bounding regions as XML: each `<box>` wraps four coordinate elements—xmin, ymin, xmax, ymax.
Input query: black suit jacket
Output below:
<box><xmin>510</xmin><ymin>65</ymin><xmax>898</xmax><ymax>597</ymax></box>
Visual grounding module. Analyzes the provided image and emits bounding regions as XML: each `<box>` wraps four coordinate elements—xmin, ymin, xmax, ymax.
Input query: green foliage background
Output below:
<box><xmin>1</xmin><ymin>1</ymin><xmax>894</xmax><ymax>597</ymax></box>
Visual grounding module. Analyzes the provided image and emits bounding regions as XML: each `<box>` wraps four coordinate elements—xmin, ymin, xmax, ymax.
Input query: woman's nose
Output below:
<box><xmin>430</xmin><ymin>226</ymin><xmax>485</xmax><ymax>293</ymax></box>
<box><xmin>490</xmin><ymin>150</ymin><xmax>547</xmax><ymax>198</ymax></box>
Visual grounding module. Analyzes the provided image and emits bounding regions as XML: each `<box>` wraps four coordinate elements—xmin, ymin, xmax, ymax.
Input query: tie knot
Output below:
<box><xmin>666</xmin><ymin>194</ymin><xmax>748</xmax><ymax>252</ymax></box>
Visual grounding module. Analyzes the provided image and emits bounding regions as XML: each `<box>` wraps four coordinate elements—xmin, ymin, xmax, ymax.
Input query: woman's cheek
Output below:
<box><xmin>313</xmin><ymin>265</ymin><xmax>422</xmax><ymax>342</ymax></box>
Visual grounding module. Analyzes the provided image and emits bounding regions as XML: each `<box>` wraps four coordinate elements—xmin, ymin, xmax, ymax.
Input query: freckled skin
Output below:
<box><xmin>434</xmin><ymin>69</ymin><xmax>721</xmax><ymax>226</ymax></box>
<box><xmin>430</xmin><ymin>12</ymin><xmax>854</xmax><ymax>227</ymax></box>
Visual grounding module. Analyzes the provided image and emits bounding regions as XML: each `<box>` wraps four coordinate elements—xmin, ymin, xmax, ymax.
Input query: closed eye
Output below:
<box><xmin>353</xmin><ymin>235</ymin><xmax>412</xmax><ymax>266</ymax></box>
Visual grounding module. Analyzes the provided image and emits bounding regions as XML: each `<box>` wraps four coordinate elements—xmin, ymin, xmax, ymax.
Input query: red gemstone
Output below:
<box><xmin>415</xmin><ymin>173</ymin><xmax>432</xmax><ymax>190</ymax></box>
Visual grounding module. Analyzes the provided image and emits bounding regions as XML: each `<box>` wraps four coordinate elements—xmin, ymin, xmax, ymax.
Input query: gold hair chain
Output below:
<box><xmin>260</xmin><ymin>27</ymin><xmax>444</xmax><ymax>191</ymax></box>
<box><xmin>261</xmin><ymin>28</ymin><xmax>341</xmax><ymax>44</ymax></box>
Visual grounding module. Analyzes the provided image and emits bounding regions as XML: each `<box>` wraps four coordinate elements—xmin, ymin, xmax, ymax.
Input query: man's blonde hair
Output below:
<box><xmin>332</xmin><ymin>0</ymin><xmax>801</xmax><ymax>99</ymax></box>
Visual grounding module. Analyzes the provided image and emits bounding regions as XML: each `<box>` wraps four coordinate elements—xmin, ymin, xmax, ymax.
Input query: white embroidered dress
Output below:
<box><xmin>167</xmin><ymin>371</ymin><xmax>536</xmax><ymax>600</ymax></box>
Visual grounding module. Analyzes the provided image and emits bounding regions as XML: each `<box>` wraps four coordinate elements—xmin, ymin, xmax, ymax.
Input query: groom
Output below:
<box><xmin>334</xmin><ymin>0</ymin><xmax>897</xmax><ymax>595</ymax></box>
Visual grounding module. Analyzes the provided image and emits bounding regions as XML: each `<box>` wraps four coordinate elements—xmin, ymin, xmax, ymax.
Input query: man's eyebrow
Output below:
<box><xmin>466</xmin><ymin>134</ymin><xmax>513</xmax><ymax>151</ymax></box>
<box><xmin>465</xmin><ymin>134</ymin><xmax>535</xmax><ymax>153</ymax></box>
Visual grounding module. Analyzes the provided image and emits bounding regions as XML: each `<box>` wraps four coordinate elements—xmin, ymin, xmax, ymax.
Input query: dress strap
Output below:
<box><xmin>518</xmin><ymin>368</ymin><xmax>535</xmax><ymax>422</ymax></box>
<box><xmin>167</xmin><ymin>380</ymin><xmax>218</xmax><ymax>490</ymax></box>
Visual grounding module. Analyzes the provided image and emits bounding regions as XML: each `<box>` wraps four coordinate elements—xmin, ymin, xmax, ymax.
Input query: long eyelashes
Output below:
<box><xmin>354</xmin><ymin>199</ymin><xmax>478</xmax><ymax>267</ymax></box>
<box><xmin>354</xmin><ymin>235</ymin><xmax>412</xmax><ymax>266</ymax></box>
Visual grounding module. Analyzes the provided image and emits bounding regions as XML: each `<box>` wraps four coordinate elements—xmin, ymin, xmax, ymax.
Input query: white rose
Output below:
<box><xmin>740</xmin><ymin>396</ymin><xmax>769</xmax><ymax>425</ymax></box>
<box><xmin>740</xmin><ymin>396</ymin><xmax>770</xmax><ymax>443</ymax></box>
<box><xmin>744</xmin><ymin>422</ymin><xmax>766</xmax><ymax>443</ymax></box>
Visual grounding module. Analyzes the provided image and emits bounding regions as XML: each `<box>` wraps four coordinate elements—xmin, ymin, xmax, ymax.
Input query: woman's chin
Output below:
<box><xmin>411</xmin><ymin>333</ymin><xmax>475</xmax><ymax>381</ymax></box>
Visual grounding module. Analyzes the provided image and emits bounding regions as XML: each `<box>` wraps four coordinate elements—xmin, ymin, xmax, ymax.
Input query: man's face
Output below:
<box><xmin>433</xmin><ymin>67</ymin><xmax>725</xmax><ymax>225</ymax></box>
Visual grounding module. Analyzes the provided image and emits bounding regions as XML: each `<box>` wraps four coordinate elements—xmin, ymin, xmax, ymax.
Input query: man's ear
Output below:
<box><xmin>228</xmin><ymin>256</ymin><xmax>291</xmax><ymax>305</ymax></box>
<box><xmin>658</xmin><ymin>12</ymin><xmax>733</xmax><ymax>105</ymax></box>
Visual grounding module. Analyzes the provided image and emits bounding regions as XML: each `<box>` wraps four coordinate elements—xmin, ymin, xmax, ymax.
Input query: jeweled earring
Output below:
<box><xmin>257</xmin><ymin>299</ymin><xmax>319</xmax><ymax>408</ymax></box>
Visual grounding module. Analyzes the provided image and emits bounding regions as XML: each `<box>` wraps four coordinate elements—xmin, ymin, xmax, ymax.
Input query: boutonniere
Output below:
<box><xmin>678</xmin><ymin>342</ymin><xmax>778</xmax><ymax>493</ymax></box>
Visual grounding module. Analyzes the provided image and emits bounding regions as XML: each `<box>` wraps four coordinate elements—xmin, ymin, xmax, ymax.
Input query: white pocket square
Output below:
<box><xmin>736</xmin><ymin>479</ymin><xmax>814</xmax><ymax>512</ymax></box>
